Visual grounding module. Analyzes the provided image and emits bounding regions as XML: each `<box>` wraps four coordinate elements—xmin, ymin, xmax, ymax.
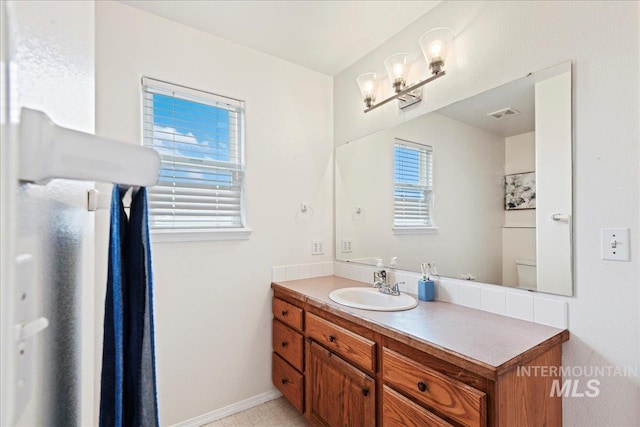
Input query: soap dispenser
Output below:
<box><xmin>388</xmin><ymin>257</ymin><xmax>397</xmax><ymax>285</ymax></box>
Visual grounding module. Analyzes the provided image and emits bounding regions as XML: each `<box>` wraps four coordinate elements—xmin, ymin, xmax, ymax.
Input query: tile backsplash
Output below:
<box><xmin>271</xmin><ymin>261</ymin><xmax>334</xmax><ymax>282</ymax></box>
<box><xmin>481</xmin><ymin>287</ymin><xmax>507</xmax><ymax>315</ymax></box>
<box><xmin>331</xmin><ymin>261</ymin><xmax>569</xmax><ymax>329</ymax></box>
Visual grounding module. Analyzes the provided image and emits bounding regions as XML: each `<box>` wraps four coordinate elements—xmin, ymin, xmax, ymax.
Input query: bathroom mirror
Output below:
<box><xmin>335</xmin><ymin>61</ymin><xmax>573</xmax><ymax>296</ymax></box>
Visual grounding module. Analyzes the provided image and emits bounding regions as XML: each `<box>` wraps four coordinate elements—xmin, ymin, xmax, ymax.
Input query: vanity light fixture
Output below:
<box><xmin>356</xmin><ymin>72</ymin><xmax>379</xmax><ymax>109</ymax></box>
<box><xmin>358</xmin><ymin>27</ymin><xmax>454</xmax><ymax>113</ymax></box>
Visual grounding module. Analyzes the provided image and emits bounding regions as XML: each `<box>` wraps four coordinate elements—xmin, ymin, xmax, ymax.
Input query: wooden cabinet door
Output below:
<box><xmin>307</xmin><ymin>340</ymin><xmax>375</xmax><ymax>427</ymax></box>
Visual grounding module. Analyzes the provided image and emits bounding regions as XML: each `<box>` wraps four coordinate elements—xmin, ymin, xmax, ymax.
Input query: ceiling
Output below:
<box><xmin>118</xmin><ymin>0</ymin><xmax>441</xmax><ymax>76</ymax></box>
<box><xmin>437</xmin><ymin>75</ymin><xmax>536</xmax><ymax>138</ymax></box>
<box><xmin>437</xmin><ymin>61</ymin><xmax>571</xmax><ymax>138</ymax></box>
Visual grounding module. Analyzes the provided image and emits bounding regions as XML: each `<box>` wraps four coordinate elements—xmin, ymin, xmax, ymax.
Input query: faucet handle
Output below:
<box><xmin>391</xmin><ymin>281</ymin><xmax>405</xmax><ymax>295</ymax></box>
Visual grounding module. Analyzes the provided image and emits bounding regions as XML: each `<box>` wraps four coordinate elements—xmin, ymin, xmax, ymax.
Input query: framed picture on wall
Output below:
<box><xmin>505</xmin><ymin>172</ymin><xmax>536</xmax><ymax>210</ymax></box>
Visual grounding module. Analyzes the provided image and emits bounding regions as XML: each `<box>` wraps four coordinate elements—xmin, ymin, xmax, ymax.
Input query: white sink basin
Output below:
<box><xmin>329</xmin><ymin>287</ymin><xmax>417</xmax><ymax>312</ymax></box>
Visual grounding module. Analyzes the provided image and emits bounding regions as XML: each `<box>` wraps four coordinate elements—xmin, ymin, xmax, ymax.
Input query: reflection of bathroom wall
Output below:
<box><xmin>336</xmin><ymin>113</ymin><xmax>505</xmax><ymax>283</ymax></box>
<box><xmin>502</xmin><ymin>131</ymin><xmax>536</xmax><ymax>286</ymax></box>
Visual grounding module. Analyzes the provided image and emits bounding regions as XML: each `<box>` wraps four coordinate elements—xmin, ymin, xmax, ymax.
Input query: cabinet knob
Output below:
<box><xmin>282</xmin><ymin>378</ymin><xmax>288</xmax><ymax>385</ymax></box>
<box><xmin>362</xmin><ymin>388</ymin><xmax>369</xmax><ymax>397</ymax></box>
<box><xmin>281</xmin><ymin>310</ymin><xmax>288</xmax><ymax>316</ymax></box>
<box><xmin>417</xmin><ymin>381</ymin><xmax>428</xmax><ymax>392</ymax></box>
<box><xmin>329</xmin><ymin>335</ymin><xmax>336</xmax><ymax>342</ymax></box>
<box><xmin>281</xmin><ymin>341</ymin><xmax>288</xmax><ymax>348</ymax></box>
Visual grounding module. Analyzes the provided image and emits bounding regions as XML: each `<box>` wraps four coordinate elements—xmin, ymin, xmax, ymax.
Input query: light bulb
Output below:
<box><xmin>419</xmin><ymin>28</ymin><xmax>454</xmax><ymax>74</ymax></box>
<box><xmin>429</xmin><ymin>41</ymin><xmax>443</xmax><ymax>59</ymax></box>
<box><xmin>364</xmin><ymin>80</ymin><xmax>374</xmax><ymax>95</ymax></box>
<box><xmin>384</xmin><ymin>53</ymin><xmax>413</xmax><ymax>93</ymax></box>
<box><xmin>393</xmin><ymin>63</ymin><xmax>404</xmax><ymax>79</ymax></box>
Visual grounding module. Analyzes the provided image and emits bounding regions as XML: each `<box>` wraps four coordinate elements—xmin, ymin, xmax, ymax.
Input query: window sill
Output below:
<box><xmin>392</xmin><ymin>226</ymin><xmax>439</xmax><ymax>236</ymax></box>
<box><xmin>151</xmin><ymin>227</ymin><xmax>252</xmax><ymax>243</ymax></box>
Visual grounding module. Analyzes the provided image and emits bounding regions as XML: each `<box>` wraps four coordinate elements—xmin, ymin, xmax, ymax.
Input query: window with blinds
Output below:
<box><xmin>142</xmin><ymin>77</ymin><xmax>245</xmax><ymax>232</ymax></box>
<box><xmin>394</xmin><ymin>139</ymin><xmax>433</xmax><ymax>228</ymax></box>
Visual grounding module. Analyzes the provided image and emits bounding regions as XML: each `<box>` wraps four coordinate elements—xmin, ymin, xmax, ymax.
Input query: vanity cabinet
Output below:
<box><xmin>272</xmin><ymin>277</ymin><xmax>569</xmax><ymax>427</ymax></box>
<box><xmin>272</xmin><ymin>297</ymin><xmax>305</xmax><ymax>412</ymax></box>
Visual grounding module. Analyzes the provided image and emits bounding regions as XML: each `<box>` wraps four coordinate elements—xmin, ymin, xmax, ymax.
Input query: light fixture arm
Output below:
<box><xmin>364</xmin><ymin>71</ymin><xmax>446</xmax><ymax>113</ymax></box>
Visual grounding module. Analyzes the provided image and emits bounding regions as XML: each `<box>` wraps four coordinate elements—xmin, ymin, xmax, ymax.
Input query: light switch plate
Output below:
<box><xmin>601</xmin><ymin>228</ymin><xmax>630</xmax><ymax>261</ymax></box>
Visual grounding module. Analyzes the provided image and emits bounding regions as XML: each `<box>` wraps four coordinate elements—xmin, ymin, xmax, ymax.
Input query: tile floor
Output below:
<box><xmin>203</xmin><ymin>397</ymin><xmax>309</xmax><ymax>426</ymax></box>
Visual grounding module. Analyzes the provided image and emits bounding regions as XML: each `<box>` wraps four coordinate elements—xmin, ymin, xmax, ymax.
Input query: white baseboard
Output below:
<box><xmin>170</xmin><ymin>390</ymin><xmax>283</xmax><ymax>427</ymax></box>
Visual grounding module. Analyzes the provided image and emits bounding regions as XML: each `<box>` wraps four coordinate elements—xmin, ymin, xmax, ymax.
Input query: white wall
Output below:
<box><xmin>504</xmin><ymin>131</ymin><xmax>536</xmax><ymax>226</ymax></box>
<box><xmin>95</xmin><ymin>2</ymin><xmax>333</xmax><ymax>424</ymax></box>
<box><xmin>502</xmin><ymin>131</ymin><xmax>536</xmax><ymax>286</ymax></box>
<box><xmin>336</xmin><ymin>112</ymin><xmax>505</xmax><ymax>283</ymax></box>
<box><xmin>334</xmin><ymin>1</ymin><xmax>639</xmax><ymax>425</ymax></box>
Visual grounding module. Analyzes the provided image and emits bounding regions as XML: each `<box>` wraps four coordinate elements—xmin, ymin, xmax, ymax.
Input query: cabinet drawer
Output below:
<box><xmin>272</xmin><ymin>353</ymin><xmax>304</xmax><ymax>413</ymax></box>
<box><xmin>273</xmin><ymin>319</ymin><xmax>304</xmax><ymax>372</ymax></box>
<box><xmin>306</xmin><ymin>312</ymin><xmax>376</xmax><ymax>372</ymax></box>
<box><xmin>383</xmin><ymin>386</ymin><xmax>453</xmax><ymax>427</ymax></box>
<box><xmin>383</xmin><ymin>348</ymin><xmax>486</xmax><ymax>427</ymax></box>
<box><xmin>273</xmin><ymin>298</ymin><xmax>303</xmax><ymax>331</ymax></box>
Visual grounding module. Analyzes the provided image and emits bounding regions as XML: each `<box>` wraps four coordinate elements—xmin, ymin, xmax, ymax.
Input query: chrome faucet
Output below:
<box><xmin>379</xmin><ymin>281</ymin><xmax>404</xmax><ymax>296</ymax></box>
<box><xmin>373</xmin><ymin>269</ymin><xmax>403</xmax><ymax>296</ymax></box>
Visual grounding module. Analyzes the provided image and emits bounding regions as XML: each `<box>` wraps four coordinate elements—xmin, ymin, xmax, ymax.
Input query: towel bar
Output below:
<box><xmin>19</xmin><ymin>108</ymin><xmax>160</xmax><ymax>187</ymax></box>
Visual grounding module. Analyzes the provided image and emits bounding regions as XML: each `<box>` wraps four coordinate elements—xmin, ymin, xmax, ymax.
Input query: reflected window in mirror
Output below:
<box><xmin>394</xmin><ymin>139</ymin><xmax>433</xmax><ymax>229</ymax></box>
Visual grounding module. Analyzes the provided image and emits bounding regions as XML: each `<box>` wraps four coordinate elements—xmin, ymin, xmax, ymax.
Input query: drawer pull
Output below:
<box><xmin>362</xmin><ymin>388</ymin><xmax>369</xmax><ymax>397</ymax></box>
<box><xmin>417</xmin><ymin>381</ymin><xmax>428</xmax><ymax>392</ymax></box>
<box><xmin>282</xmin><ymin>378</ymin><xmax>288</xmax><ymax>385</ymax></box>
<box><xmin>281</xmin><ymin>310</ymin><xmax>288</xmax><ymax>316</ymax></box>
<box><xmin>329</xmin><ymin>335</ymin><xmax>336</xmax><ymax>342</ymax></box>
<box><xmin>281</xmin><ymin>341</ymin><xmax>288</xmax><ymax>348</ymax></box>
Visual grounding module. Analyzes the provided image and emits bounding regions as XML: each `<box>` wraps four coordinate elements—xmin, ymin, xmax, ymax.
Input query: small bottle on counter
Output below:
<box><xmin>388</xmin><ymin>257</ymin><xmax>397</xmax><ymax>284</ymax></box>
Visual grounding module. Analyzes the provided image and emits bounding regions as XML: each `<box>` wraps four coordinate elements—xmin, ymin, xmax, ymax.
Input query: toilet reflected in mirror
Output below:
<box><xmin>515</xmin><ymin>259</ymin><xmax>537</xmax><ymax>290</ymax></box>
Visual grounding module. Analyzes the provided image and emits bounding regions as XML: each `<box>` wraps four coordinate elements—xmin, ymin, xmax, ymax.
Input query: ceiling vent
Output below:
<box><xmin>487</xmin><ymin>107</ymin><xmax>520</xmax><ymax>120</ymax></box>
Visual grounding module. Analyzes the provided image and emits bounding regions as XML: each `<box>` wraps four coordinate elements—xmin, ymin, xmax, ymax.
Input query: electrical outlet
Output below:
<box><xmin>312</xmin><ymin>240</ymin><xmax>324</xmax><ymax>255</ymax></box>
<box><xmin>341</xmin><ymin>239</ymin><xmax>352</xmax><ymax>253</ymax></box>
<box><xmin>601</xmin><ymin>228</ymin><xmax>630</xmax><ymax>261</ymax></box>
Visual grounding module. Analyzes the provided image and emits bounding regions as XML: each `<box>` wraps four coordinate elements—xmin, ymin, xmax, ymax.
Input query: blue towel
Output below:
<box><xmin>100</xmin><ymin>186</ymin><xmax>159</xmax><ymax>427</ymax></box>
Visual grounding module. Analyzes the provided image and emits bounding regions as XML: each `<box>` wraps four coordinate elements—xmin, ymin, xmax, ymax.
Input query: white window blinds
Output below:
<box><xmin>394</xmin><ymin>139</ymin><xmax>433</xmax><ymax>228</ymax></box>
<box><xmin>142</xmin><ymin>77</ymin><xmax>245</xmax><ymax>231</ymax></box>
